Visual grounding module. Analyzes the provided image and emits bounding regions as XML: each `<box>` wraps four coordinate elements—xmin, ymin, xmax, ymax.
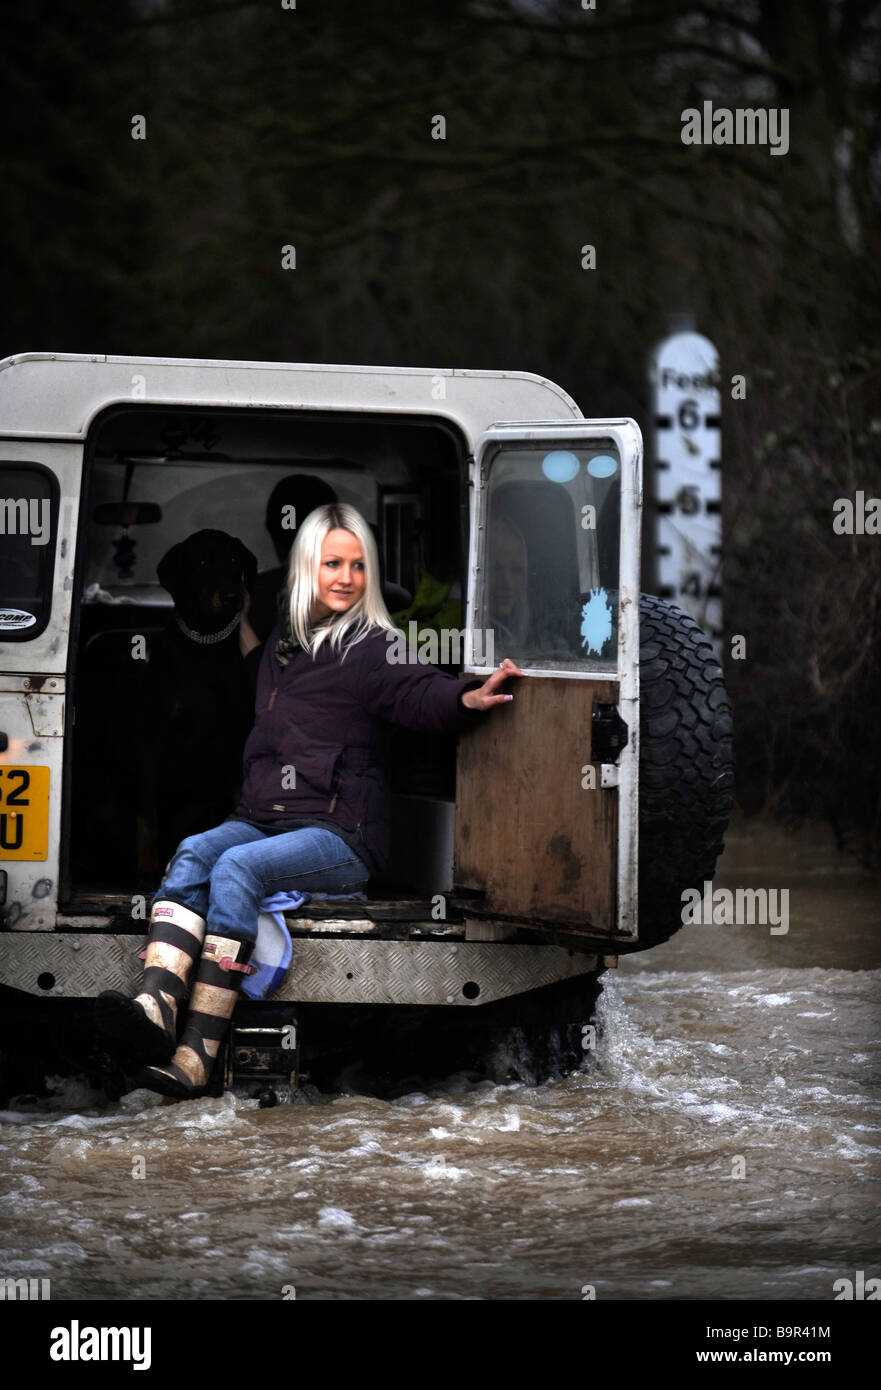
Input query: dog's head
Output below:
<box><xmin>157</xmin><ymin>530</ymin><xmax>258</xmax><ymax>634</ymax></box>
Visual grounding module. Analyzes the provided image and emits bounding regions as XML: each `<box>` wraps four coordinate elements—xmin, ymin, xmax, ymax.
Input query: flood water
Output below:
<box><xmin>1</xmin><ymin>817</ymin><xmax>879</xmax><ymax>1301</ymax></box>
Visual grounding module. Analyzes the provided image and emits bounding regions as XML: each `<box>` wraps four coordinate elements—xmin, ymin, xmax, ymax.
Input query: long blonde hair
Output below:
<box><xmin>285</xmin><ymin>502</ymin><xmax>396</xmax><ymax>657</ymax></box>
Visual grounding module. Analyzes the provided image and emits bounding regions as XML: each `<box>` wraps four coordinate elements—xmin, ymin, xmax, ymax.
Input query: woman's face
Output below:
<box><xmin>310</xmin><ymin>527</ymin><xmax>366</xmax><ymax>620</ymax></box>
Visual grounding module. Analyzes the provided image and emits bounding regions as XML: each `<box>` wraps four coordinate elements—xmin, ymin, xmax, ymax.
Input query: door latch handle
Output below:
<box><xmin>591</xmin><ymin>704</ymin><xmax>628</xmax><ymax>763</ymax></box>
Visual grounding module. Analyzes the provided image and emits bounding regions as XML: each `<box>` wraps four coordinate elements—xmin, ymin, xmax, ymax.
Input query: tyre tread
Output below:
<box><xmin>636</xmin><ymin>594</ymin><xmax>735</xmax><ymax>949</ymax></box>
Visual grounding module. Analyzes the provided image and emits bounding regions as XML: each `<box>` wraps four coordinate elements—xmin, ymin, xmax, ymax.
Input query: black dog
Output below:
<box><xmin>137</xmin><ymin>529</ymin><xmax>258</xmax><ymax>880</ymax></box>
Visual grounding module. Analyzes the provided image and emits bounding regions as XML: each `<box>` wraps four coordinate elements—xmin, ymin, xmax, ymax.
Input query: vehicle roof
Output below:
<box><xmin>0</xmin><ymin>352</ymin><xmax>582</xmax><ymax>444</ymax></box>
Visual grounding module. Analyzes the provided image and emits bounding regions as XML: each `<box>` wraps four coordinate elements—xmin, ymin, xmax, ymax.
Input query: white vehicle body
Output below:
<box><xmin>0</xmin><ymin>352</ymin><xmax>642</xmax><ymax>1013</ymax></box>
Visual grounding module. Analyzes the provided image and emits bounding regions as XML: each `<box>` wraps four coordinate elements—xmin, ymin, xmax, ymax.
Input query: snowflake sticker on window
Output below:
<box><xmin>580</xmin><ymin>588</ymin><xmax>613</xmax><ymax>656</ymax></box>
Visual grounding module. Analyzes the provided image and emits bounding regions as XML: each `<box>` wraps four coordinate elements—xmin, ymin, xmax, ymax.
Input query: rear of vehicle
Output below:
<box><xmin>0</xmin><ymin>352</ymin><xmax>714</xmax><ymax>1100</ymax></box>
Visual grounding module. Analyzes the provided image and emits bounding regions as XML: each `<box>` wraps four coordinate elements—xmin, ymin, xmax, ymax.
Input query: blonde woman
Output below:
<box><xmin>97</xmin><ymin>503</ymin><xmax>522</xmax><ymax>1099</ymax></box>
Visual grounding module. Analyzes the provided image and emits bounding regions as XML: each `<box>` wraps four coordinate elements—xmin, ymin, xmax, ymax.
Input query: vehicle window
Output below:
<box><xmin>82</xmin><ymin>459</ymin><xmax>375</xmax><ymax>600</ymax></box>
<box><xmin>0</xmin><ymin>464</ymin><xmax>59</xmax><ymax>640</ymax></box>
<box><xmin>476</xmin><ymin>444</ymin><xmax>621</xmax><ymax>672</ymax></box>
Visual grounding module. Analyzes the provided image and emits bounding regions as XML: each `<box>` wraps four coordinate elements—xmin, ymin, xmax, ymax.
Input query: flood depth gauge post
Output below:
<box><xmin>649</xmin><ymin>317</ymin><xmax>723</xmax><ymax>661</ymax></box>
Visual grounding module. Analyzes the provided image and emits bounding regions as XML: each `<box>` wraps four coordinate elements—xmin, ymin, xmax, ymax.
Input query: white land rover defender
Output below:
<box><xmin>0</xmin><ymin>353</ymin><xmax>733</xmax><ymax>1100</ymax></box>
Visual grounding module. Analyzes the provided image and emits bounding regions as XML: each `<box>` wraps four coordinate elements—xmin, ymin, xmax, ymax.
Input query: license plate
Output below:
<box><xmin>0</xmin><ymin>766</ymin><xmax>50</xmax><ymax>860</ymax></box>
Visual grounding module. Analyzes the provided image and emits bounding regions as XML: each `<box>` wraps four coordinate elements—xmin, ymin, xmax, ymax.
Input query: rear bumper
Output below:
<box><xmin>0</xmin><ymin>930</ymin><xmax>612</xmax><ymax>1006</ymax></box>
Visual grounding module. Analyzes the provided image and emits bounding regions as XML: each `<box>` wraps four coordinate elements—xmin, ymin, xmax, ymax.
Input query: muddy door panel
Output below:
<box><xmin>455</xmin><ymin>420</ymin><xmax>642</xmax><ymax>943</ymax></box>
<box><xmin>456</xmin><ymin>677</ymin><xmax>617</xmax><ymax>932</ymax></box>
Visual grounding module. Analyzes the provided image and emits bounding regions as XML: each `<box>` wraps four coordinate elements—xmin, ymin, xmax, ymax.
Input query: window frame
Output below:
<box><xmin>464</xmin><ymin>421</ymin><xmax>641</xmax><ymax>682</ymax></box>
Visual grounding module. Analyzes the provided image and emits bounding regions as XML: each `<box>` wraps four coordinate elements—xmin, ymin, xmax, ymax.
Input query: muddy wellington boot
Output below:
<box><xmin>135</xmin><ymin>934</ymin><xmax>256</xmax><ymax>1100</ymax></box>
<box><xmin>95</xmin><ymin>901</ymin><xmax>207</xmax><ymax>1065</ymax></box>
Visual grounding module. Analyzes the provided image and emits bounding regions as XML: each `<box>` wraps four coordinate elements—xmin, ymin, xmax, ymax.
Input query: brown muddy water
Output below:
<box><xmin>1</xmin><ymin>818</ymin><xmax>879</xmax><ymax>1302</ymax></box>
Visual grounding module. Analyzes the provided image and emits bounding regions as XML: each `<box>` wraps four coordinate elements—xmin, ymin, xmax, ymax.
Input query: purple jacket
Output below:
<box><xmin>234</xmin><ymin>626</ymin><xmax>484</xmax><ymax>876</ymax></box>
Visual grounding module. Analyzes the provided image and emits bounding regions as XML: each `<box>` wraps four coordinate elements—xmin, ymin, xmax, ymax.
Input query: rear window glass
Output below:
<box><xmin>0</xmin><ymin>464</ymin><xmax>59</xmax><ymax>641</ymax></box>
<box><xmin>475</xmin><ymin>444</ymin><xmax>621</xmax><ymax>672</ymax></box>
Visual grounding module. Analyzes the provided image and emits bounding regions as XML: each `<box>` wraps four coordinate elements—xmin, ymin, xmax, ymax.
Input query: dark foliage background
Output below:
<box><xmin>3</xmin><ymin>0</ymin><xmax>880</xmax><ymax>859</ymax></box>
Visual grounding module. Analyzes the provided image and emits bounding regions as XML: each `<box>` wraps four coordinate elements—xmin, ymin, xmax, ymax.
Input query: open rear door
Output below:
<box><xmin>454</xmin><ymin>420</ymin><xmax>642</xmax><ymax>944</ymax></box>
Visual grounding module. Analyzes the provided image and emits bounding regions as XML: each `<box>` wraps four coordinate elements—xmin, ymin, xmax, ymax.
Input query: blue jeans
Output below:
<box><xmin>152</xmin><ymin>819</ymin><xmax>370</xmax><ymax>944</ymax></box>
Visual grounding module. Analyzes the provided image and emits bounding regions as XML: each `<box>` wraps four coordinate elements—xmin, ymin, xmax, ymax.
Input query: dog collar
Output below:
<box><xmin>175</xmin><ymin>610</ymin><xmax>243</xmax><ymax>645</ymax></box>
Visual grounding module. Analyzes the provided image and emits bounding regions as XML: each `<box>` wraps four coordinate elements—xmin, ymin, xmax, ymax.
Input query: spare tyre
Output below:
<box><xmin>634</xmin><ymin>594</ymin><xmax>734</xmax><ymax>950</ymax></box>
